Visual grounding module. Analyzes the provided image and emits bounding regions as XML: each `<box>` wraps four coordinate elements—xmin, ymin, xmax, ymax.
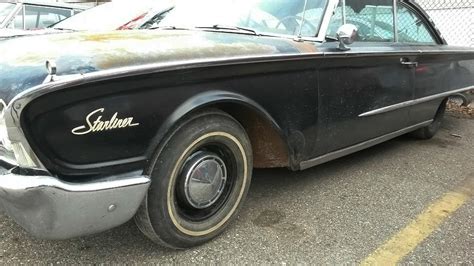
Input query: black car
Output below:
<box><xmin>0</xmin><ymin>0</ymin><xmax>472</xmax><ymax>249</ymax></box>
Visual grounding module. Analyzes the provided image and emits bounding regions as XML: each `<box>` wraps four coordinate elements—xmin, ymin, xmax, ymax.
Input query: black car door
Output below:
<box><xmin>308</xmin><ymin>0</ymin><xmax>415</xmax><ymax>159</ymax></box>
<box><xmin>395</xmin><ymin>2</ymin><xmax>460</xmax><ymax>125</ymax></box>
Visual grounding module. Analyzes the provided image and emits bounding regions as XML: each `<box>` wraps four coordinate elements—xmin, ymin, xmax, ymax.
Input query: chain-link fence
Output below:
<box><xmin>416</xmin><ymin>0</ymin><xmax>474</xmax><ymax>47</ymax></box>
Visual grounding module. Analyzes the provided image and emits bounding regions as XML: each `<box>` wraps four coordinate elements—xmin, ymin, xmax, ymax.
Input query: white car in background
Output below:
<box><xmin>0</xmin><ymin>0</ymin><xmax>85</xmax><ymax>30</ymax></box>
<box><xmin>0</xmin><ymin>0</ymin><xmax>174</xmax><ymax>38</ymax></box>
<box><xmin>51</xmin><ymin>0</ymin><xmax>175</xmax><ymax>31</ymax></box>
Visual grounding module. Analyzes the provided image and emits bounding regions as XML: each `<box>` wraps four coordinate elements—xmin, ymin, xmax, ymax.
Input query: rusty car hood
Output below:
<box><xmin>0</xmin><ymin>30</ymin><xmax>315</xmax><ymax>103</ymax></box>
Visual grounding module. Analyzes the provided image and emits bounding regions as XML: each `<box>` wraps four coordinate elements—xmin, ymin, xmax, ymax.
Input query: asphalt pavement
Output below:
<box><xmin>0</xmin><ymin>114</ymin><xmax>472</xmax><ymax>264</ymax></box>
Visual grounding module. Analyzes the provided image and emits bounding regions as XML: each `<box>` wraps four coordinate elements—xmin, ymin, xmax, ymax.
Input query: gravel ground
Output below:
<box><xmin>0</xmin><ymin>114</ymin><xmax>472</xmax><ymax>264</ymax></box>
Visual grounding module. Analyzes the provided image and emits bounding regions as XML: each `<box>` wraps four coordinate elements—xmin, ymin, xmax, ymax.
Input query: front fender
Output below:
<box><xmin>145</xmin><ymin>90</ymin><xmax>288</xmax><ymax>159</ymax></box>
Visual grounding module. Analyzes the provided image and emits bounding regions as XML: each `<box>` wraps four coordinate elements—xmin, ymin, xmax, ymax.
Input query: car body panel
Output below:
<box><xmin>0</xmin><ymin>29</ymin><xmax>471</xmax><ymax>178</ymax></box>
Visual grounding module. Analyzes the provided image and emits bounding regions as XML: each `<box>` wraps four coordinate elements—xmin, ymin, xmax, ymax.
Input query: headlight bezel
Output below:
<box><xmin>1</xmin><ymin>97</ymin><xmax>47</xmax><ymax>170</ymax></box>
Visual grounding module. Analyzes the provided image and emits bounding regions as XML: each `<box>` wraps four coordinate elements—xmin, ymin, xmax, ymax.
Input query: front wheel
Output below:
<box><xmin>135</xmin><ymin>109</ymin><xmax>252</xmax><ymax>249</ymax></box>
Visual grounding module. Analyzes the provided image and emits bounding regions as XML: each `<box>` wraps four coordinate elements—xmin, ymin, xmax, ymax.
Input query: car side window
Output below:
<box><xmin>23</xmin><ymin>5</ymin><xmax>71</xmax><ymax>30</ymax></box>
<box><xmin>0</xmin><ymin>3</ymin><xmax>16</xmax><ymax>25</ymax></box>
<box><xmin>233</xmin><ymin>0</ymin><xmax>327</xmax><ymax>37</ymax></box>
<box><xmin>6</xmin><ymin>6</ymin><xmax>23</xmax><ymax>29</ymax></box>
<box><xmin>327</xmin><ymin>0</ymin><xmax>394</xmax><ymax>42</ymax></box>
<box><xmin>149</xmin><ymin>0</ymin><xmax>328</xmax><ymax>38</ymax></box>
<box><xmin>397</xmin><ymin>4</ymin><xmax>436</xmax><ymax>44</ymax></box>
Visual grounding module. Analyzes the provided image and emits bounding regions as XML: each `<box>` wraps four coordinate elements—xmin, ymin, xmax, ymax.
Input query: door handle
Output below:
<box><xmin>400</xmin><ymin>58</ymin><xmax>418</xmax><ymax>68</ymax></box>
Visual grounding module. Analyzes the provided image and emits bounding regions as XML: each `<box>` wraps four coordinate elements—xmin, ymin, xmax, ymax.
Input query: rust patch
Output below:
<box><xmin>79</xmin><ymin>31</ymin><xmax>157</xmax><ymax>42</ymax></box>
<box><xmin>284</xmin><ymin>38</ymin><xmax>319</xmax><ymax>54</ymax></box>
<box><xmin>80</xmin><ymin>30</ymin><xmax>280</xmax><ymax>69</ymax></box>
<box><xmin>248</xmin><ymin>118</ymin><xmax>289</xmax><ymax>168</ymax></box>
<box><xmin>227</xmin><ymin>107</ymin><xmax>289</xmax><ymax>168</ymax></box>
<box><xmin>95</xmin><ymin>41</ymin><xmax>278</xmax><ymax>70</ymax></box>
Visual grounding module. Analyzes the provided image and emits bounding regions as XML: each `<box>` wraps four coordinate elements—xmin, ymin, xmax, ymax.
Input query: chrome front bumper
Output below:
<box><xmin>0</xmin><ymin>168</ymin><xmax>150</xmax><ymax>240</ymax></box>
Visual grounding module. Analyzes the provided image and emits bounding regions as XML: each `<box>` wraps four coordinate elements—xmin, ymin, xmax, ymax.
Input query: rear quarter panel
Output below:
<box><xmin>410</xmin><ymin>46</ymin><xmax>474</xmax><ymax>124</ymax></box>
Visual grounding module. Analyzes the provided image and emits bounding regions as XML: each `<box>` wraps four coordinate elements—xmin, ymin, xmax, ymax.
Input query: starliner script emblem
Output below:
<box><xmin>71</xmin><ymin>108</ymin><xmax>139</xmax><ymax>136</ymax></box>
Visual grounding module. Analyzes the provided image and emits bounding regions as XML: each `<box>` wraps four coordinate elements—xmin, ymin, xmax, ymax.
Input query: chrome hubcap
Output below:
<box><xmin>182</xmin><ymin>152</ymin><xmax>227</xmax><ymax>209</ymax></box>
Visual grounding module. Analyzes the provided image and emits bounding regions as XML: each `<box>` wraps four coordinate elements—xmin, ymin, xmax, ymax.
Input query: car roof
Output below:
<box><xmin>0</xmin><ymin>0</ymin><xmax>87</xmax><ymax>10</ymax></box>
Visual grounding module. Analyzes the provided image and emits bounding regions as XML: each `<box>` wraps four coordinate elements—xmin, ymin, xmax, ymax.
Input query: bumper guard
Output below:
<box><xmin>0</xmin><ymin>168</ymin><xmax>150</xmax><ymax>240</ymax></box>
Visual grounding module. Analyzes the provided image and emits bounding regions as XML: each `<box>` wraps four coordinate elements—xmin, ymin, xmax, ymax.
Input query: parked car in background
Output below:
<box><xmin>0</xmin><ymin>0</ymin><xmax>85</xmax><ymax>30</ymax></box>
<box><xmin>0</xmin><ymin>0</ymin><xmax>472</xmax><ymax>249</ymax></box>
<box><xmin>51</xmin><ymin>0</ymin><xmax>175</xmax><ymax>31</ymax></box>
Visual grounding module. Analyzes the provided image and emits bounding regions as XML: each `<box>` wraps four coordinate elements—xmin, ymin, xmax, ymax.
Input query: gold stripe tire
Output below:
<box><xmin>134</xmin><ymin>109</ymin><xmax>253</xmax><ymax>249</ymax></box>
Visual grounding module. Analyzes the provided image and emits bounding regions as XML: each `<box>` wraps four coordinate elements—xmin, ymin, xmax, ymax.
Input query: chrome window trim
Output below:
<box><xmin>393</xmin><ymin>0</ymin><xmax>398</xmax><ymax>42</ymax></box>
<box><xmin>315</xmin><ymin>0</ymin><xmax>339</xmax><ymax>42</ymax></box>
<box><xmin>341</xmin><ymin>0</ymin><xmax>346</xmax><ymax>24</ymax></box>
<box><xmin>359</xmin><ymin>86</ymin><xmax>474</xmax><ymax>117</ymax></box>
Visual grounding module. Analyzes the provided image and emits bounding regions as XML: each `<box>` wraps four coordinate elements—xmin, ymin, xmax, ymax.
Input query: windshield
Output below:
<box><xmin>53</xmin><ymin>0</ymin><xmax>172</xmax><ymax>30</ymax></box>
<box><xmin>151</xmin><ymin>0</ymin><xmax>329</xmax><ymax>37</ymax></box>
<box><xmin>0</xmin><ymin>3</ymin><xmax>15</xmax><ymax>25</ymax></box>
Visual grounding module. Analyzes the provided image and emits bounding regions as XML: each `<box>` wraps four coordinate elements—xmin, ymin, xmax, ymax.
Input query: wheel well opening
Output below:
<box><xmin>447</xmin><ymin>93</ymin><xmax>470</xmax><ymax>107</ymax></box>
<box><xmin>209</xmin><ymin>103</ymin><xmax>290</xmax><ymax>169</ymax></box>
<box><xmin>438</xmin><ymin>97</ymin><xmax>449</xmax><ymax>115</ymax></box>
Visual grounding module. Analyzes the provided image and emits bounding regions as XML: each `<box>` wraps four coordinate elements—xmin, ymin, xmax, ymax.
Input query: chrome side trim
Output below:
<box><xmin>359</xmin><ymin>86</ymin><xmax>474</xmax><ymax>117</ymax></box>
<box><xmin>393</xmin><ymin>0</ymin><xmax>398</xmax><ymax>42</ymax></box>
<box><xmin>299</xmin><ymin>120</ymin><xmax>433</xmax><ymax>170</ymax></box>
<box><xmin>321</xmin><ymin>49</ymin><xmax>474</xmax><ymax>55</ymax></box>
<box><xmin>0</xmin><ymin>170</ymin><xmax>150</xmax><ymax>240</ymax></box>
